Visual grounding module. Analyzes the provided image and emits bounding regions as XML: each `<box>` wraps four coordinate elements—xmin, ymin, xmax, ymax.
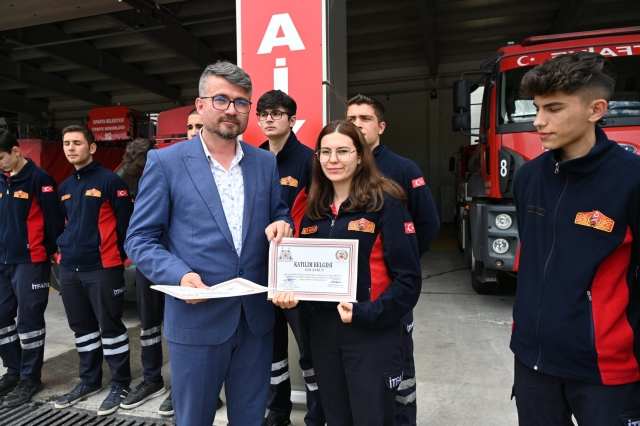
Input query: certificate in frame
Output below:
<box><xmin>268</xmin><ymin>238</ymin><xmax>359</xmax><ymax>302</ymax></box>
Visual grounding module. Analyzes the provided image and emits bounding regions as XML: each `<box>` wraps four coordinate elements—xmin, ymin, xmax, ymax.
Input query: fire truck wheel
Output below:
<box><xmin>470</xmin><ymin>252</ymin><xmax>499</xmax><ymax>294</ymax></box>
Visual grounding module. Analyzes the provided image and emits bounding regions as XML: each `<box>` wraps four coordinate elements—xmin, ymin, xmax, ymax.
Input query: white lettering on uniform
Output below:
<box><xmin>257</xmin><ymin>13</ymin><xmax>306</xmax><ymax>54</ymax></box>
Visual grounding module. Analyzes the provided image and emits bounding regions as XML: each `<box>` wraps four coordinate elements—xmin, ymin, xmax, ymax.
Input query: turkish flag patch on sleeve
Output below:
<box><xmin>404</xmin><ymin>222</ymin><xmax>416</xmax><ymax>234</ymax></box>
<box><xmin>412</xmin><ymin>177</ymin><xmax>425</xmax><ymax>188</ymax></box>
<box><xmin>42</xmin><ymin>186</ymin><xmax>53</xmax><ymax>193</ymax></box>
<box><xmin>117</xmin><ymin>190</ymin><xmax>129</xmax><ymax>197</ymax></box>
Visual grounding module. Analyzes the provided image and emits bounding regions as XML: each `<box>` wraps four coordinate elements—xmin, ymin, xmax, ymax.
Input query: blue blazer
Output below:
<box><xmin>124</xmin><ymin>135</ymin><xmax>292</xmax><ymax>345</ymax></box>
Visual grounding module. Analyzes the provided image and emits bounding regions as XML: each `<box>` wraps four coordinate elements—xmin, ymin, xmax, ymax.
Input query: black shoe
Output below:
<box><xmin>0</xmin><ymin>373</ymin><xmax>19</xmax><ymax>397</ymax></box>
<box><xmin>97</xmin><ymin>385</ymin><xmax>130</xmax><ymax>416</ymax></box>
<box><xmin>120</xmin><ymin>380</ymin><xmax>166</xmax><ymax>409</ymax></box>
<box><xmin>217</xmin><ymin>396</ymin><xmax>223</xmax><ymax>410</ymax></box>
<box><xmin>54</xmin><ymin>382</ymin><xmax>102</xmax><ymax>409</ymax></box>
<box><xmin>263</xmin><ymin>419</ymin><xmax>292</xmax><ymax>426</ymax></box>
<box><xmin>2</xmin><ymin>379</ymin><xmax>43</xmax><ymax>407</ymax></box>
<box><xmin>158</xmin><ymin>391</ymin><xmax>173</xmax><ymax>416</ymax></box>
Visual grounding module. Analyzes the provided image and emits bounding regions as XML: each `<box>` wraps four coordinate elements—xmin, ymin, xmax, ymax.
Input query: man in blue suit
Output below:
<box><xmin>125</xmin><ymin>61</ymin><xmax>293</xmax><ymax>426</ymax></box>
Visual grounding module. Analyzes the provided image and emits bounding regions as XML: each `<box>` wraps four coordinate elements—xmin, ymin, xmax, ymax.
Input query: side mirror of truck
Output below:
<box><xmin>452</xmin><ymin>112</ymin><xmax>471</xmax><ymax>132</ymax></box>
<box><xmin>449</xmin><ymin>157</ymin><xmax>456</xmax><ymax>173</ymax></box>
<box><xmin>453</xmin><ymin>78</ymin><xmax>471</xmax><ymax>112</ymax></box>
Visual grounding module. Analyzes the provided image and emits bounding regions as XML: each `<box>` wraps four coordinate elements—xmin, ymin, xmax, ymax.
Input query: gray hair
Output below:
<box><xmin>198</xmin><ymin>61</ymin><xmax>252</xmax><ymax>97</ymax></box>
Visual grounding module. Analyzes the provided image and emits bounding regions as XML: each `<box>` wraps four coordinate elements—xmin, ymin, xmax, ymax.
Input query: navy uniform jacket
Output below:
<box><xmin>57</xmin><ymin>160</ymin><xmax>133</xmax><ymax>271</ymax></box>
<box><xmin>373</xmin><ymin>144</ymin><xmax>439</xmax><ymax>258</ymax></box>
<box><xmin>512</xmin><ymin>126</ymin><xmax>640</xmax><ymax>385</ymax></box>
<box><xmin>259</xmin><ymin>131</ymin><xmax>313</xmax><ymax>213</ymax></box>
<box><xmin>0</xmin><ymin>159</ymin><xmax>64</xmax><ymax>264</ymax></box>
<box><xmin>300</xmin><ymin>197</ymin><xmax>422</xmax><ymax>329</ymax></box>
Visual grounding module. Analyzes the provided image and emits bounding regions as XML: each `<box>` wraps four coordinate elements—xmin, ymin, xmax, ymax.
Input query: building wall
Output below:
<box><xmin>378</xmin><ymin>89</ymin><xmax>469</xmax><ymax>223</ymax></box>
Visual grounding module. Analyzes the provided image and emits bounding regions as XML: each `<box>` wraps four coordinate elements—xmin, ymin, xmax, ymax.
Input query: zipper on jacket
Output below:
<box><xmin>3</xmin><ymin>180</ymin><xmax>10</xmax><ymax>264</ymax></box>
<box><xmin>72</xmin><ymin>176</ymin><xmax>81</xmax><ymax>271</ymax></box>
<box><xmin>587</xmin><ymin>290</ymin><xmax>595</xmax><ymax>348</ymax></box>
<box><xmin>329</xmin><ymin>219</ymin><xmax>335</xmax><ymax>238</ymax></box>
<box><xmin>534</xmin><ymin>170</ymin><xmax>569</xmax><ymax>370</ymax></box>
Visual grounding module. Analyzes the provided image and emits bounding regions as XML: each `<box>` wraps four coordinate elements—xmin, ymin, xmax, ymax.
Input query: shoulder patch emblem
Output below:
<box><xmin>85</xmin><ymin>188</ymin><xmax>102</xmax><ymax>197</ymax></box>
<box><xmin>301</xmin><ymin>225</ymin><xmax>318</xmax><ymax>235</ymax></box>
<box><xmin>348</xmin><ymin>218</ymin><xmax>375</xmax><ymax>233</ymax></box>
<box><xmin>117</xmin><ymin>189</ymin><xmax>129</xmax><ymax>197</ymax></box>
<box><xmin>42</xmin><ymin>186</ymin><xmax>53</xmax><ymax>193</ymax></box>
<box><xmin>575</xmin><ymin>210</ymin><xmax>614</xmax><ymax>233</ymax></box>
<box><xmin>61</xmin><ymin>194</ymin><xmax>71</xmax><ymax>201</ymax></box>
<box><xmin>280</xmin><ymin>176</ymin><xmax>299</xmax><ymax>187</ymax></box>
<box><xmin>412</xmin><ymin>177</ymin><xmax>425</xmax><ymax>188</ymax></box>
<box><xmin>14</xmin><ymin>190</ymin><xmax>29</xmax><ymax>199</ymax></box>
<box><xmin>404</xmin><ymin>222</ymin><xmax>416</xmax><ymax>234</ymax></box>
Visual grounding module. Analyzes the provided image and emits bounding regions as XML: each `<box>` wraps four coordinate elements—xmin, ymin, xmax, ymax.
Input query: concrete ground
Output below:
<box><xmin>1</xmin><ymin>225</ymin><xmax>519</xmax><ymax>425</ymax></box>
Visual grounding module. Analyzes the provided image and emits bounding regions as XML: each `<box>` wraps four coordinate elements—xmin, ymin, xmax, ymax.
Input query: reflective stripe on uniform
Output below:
<box><xmin>398</xmin><ymin>377</ymin><xmax>416</xmax><ymax>391</ymax></box>
<box><xmin>395</xmin><ymin>391</ymin><xmax>417</xmax><ymax>405</ymax></box>
<box><xmin>140</xmin><ymin>326</ymin><xmax>161</xmax><ymax>337</ymax></box>
<box><xmin>102</xmin><ymin>333</ymin><xmax>128</xmax><ymax>345</ymax></box>
<box><xmin>21</xmin><ymin>340</ymin><xmax>44</xmax><ymax>350</ymax></box>
<box><xmin>76</xmin><ymin>331</ymin><xmax>100</xmax><ymax>344</ymax></box>
<box><xmin>104</xmin><ymin>344</ymin><xmax>129</xmax><ymax>356</ymax></box>
<box><xmin>77</xmin><ymin>341</ymin><xmax>102</xmax><ymax>352</ymax></box>
<box><xmin>0</xmin><ymin>334</ymin><xmax>18</xmax><ymax>345</ymax></box>
<box><xmin>270</xmin><ymin>371</ymin><xmax>290</xmax><ymax>385</ymax></box>
<box><xmin>19</xmin><ymin>328</ymin><xmax>45</xmax><ymax>340</ymax></box>
<box><xmin>140</xmin><ymin>336</ymin><xmax>162</xmax><ymax>346</ymax></box>
<box><xmin>302</xmin><ymin>368</ymin><xmax>315</xmax><ymax>377</ymax></box>
<box><xmin>271</xmin><ymin>358</ymin><xmax>288</xmax><ymax>371</ymax></box>
<box><xmin>306</xmin><ymin>382</ymin><xmax>318</xmax><ymax>391</ymax></box>
<box><xmin>0</xmin><ymin>324</ymin><xmax>16</xmax><ymax>335</ymax></box>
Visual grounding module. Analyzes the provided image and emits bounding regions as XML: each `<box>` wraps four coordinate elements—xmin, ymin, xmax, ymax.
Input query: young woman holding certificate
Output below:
<box><xmin>272</xmin><ymin>120</ymin><xmax>422</xmax><ymax>426</ymax></box>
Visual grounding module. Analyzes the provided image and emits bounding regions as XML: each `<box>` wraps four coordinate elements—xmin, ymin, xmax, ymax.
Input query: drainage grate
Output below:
<box><xmin>0</xmin><ymin>402</ymin><xmax>175</xmax><ymax>426</ymax></box>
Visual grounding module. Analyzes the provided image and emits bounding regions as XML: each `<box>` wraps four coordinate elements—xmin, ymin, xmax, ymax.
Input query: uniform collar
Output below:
<box><xmin>71</xmin><ymin>160</ymin><xmax>102</xmax><ymax>179</ymax></box>
<box><xmin>3</xmin><ymin>158</ymin><xmax>35</xmax><ymax>183</ymax></box>
<box><xmin>372</xmin><ymin>144</ymin><xmax>387</xmax><ymax>158</ymax></box>
<box><xmin>259</xmin><ymin>131</ymin><xmax>300</xmax><ymax>162</ymax></box>
<box><xmin>550</xmin><ymin>126</ymin><xmax>618</xmax><ymax>176</ymax></box>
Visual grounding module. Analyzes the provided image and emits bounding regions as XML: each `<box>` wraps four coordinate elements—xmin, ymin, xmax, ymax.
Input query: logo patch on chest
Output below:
<box><xmin>574</xmin><ymin>210</ymin><xmax>614</xmax><ymax>233</ymax></box>
<box><xmin>280</xmin><ymin>176</ymin><xmax>299</xmax><ymax>187</ymax></box>
<box><xmin>348</xmin><ymin>218</ymin><xmax>375</xmax><ymax>233</ymax></box>
<box><xmin>61</xmin><ymin>194</ymin><xmax>71</xmax><ymax>201</ymax></box>
<box><xmin>85</xmin><ymin>188</ymin><xmax>102</xmax><ymax>197</ymax></box>
<box><xmin>301</xmin><ymin>226</ymin><xmax>318</xmax><ymax>235</ymax></box>
<box><xmin>13</xmin><ymin>190</ymin><xmax>29</xmax><ymax>199</ymax></box>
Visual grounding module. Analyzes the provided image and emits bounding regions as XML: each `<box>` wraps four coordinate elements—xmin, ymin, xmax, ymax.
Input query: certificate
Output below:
<box><xmin>151</xmin><ymin>278</ymin><xmax>268</xmax><ymax>300</ymax></box>
<box><xmin>268</xmin><ymin>238</ymin><xmax>358</xmax><ymax>302</ymax></box>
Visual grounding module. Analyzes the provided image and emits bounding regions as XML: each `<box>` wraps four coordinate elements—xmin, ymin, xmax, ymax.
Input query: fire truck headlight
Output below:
<box><xmin>495</xmin><ymin>214</ymin><xmax>512</xmax><ymax>230</ymax></box>
<box><xmin>492</xmin><ymin>238</ymin><xmax>509</xmax><ymax>254</ymax></box>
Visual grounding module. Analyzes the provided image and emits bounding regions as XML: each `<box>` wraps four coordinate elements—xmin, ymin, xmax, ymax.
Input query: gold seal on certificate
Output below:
<box><xmin>268</xmin><ymin>238</ymin><xmax>359</xmax><ymax>302</ymax></box>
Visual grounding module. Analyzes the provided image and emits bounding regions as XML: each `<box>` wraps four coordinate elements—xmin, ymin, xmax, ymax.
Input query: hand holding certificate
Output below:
<box><xmin>268</xmin><ymin>238</ymin><xmax>359</xmax><ymax>302</ymax></box>
<box><xmin>151</xmin><ymin>277</ymin><xmax>268</xmax><ymax>300</ymax></box>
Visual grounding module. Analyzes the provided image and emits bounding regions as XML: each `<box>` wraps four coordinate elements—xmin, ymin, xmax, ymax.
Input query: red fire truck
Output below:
<box><xmin>451</xmin><ymin>27</ymin><xmax>640</xmax><ymax>294</ymax></box>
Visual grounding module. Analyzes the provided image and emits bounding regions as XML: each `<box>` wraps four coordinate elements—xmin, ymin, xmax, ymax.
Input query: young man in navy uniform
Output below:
<box><xmin>511</xmin><ymin>52</ymin><xmax>640</xmax><ymax>425</ymax></box>
<box><xmin>54</xmin><ymin>125</ymin><xmax>134</xmax><ymax>416</ymax></box>
<box><xmin>258</xmin><ymin>90</ymin><xmax>324</xmax><ymax>426</ymax></box>
<box><xmin>346</xmin><ymin>94</ymin><xmax>440</xmax><ymax>426</ymax></box>
<box><xmin>0</xmin><ymin>129</ymin><xmax>64</xmax><ymax>407</ymax></box>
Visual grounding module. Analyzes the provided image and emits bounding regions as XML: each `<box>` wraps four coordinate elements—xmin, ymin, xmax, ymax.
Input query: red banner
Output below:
<box><xmin>237</xmin><ymin>0</ymin><xmax>324</xmax><ymax>149</ymax></box>
<box><xmin>88</xmin><ymin>106</ymin><xmax>131</xmax><ymax>142</ymax></box>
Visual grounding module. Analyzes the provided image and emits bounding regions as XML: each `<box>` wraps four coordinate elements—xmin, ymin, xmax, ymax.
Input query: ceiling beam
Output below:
<box><xmin>0</xmin><ymin>89</ymin><xmax>49</xmax><ymax>115</ymax></box>
<box><xmin>0</xmin><ymin>54</ymin><xmax>111</xmax><ymax>106</ymax></box>
<box><xmin>416</xmin><ymin>0</ymin><xmax>439</xmax><ymax>76</ymax></box>
<box><xmin>105</xmin><ymin>7</ymin><xmax>223</xmax><ymax>69</ymax></box>
<box><xmin>550</xmin><ymin>0</ymin><xmax>591</xmax><ymax>34</ymax></box>
<box><xmin>347</xmin><ymin>1</ymin><xmax>416</xmax><ymax>17</ymax></box>
<box><xmin>437</xmin><ymin>2</ymin><xmax>559</xmax><ymax>25</ymax></box>
<box><xmin>9</xmin><ymin>24</ymin><xmax>180</xmax><ymax>100</ymax></box>
<box><xmin>438</xmin><ymin>23</ymin><xmax>551</xmax><ymax>43</ymax></box>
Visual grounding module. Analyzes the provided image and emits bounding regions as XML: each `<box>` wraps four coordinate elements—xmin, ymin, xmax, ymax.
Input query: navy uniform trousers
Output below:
<box><xmin>311</xmin><ymin>307</ymin><xmax>403</xmax><ymax>426</ymax></box>
<box><xmin>267</xmin><ymin>305</ymin><xmax>325</xmax><ymax>425</ymax></box>
<box><xmin>395</xmin><ymin>311</ymin><xmax>416</xmax><ymax>426</ymax></box>
<box><xmin>513</xmin><ymin>356</ymin><xmax>640</xmax><ymax>426</ymax></box>
<box><xmin>0</xmin><ymin>262</ymin><xmax>50</xmax><ymax>380</ymax></box>
<box><xmin>58</xmin><ymin>266</ymin><xmax>131</xmax><ymax>388</ymax></box>
<box><xmin>135</xmin><ymin>269</ymin><xmax>164</xmax><ymax>383</ymax></box>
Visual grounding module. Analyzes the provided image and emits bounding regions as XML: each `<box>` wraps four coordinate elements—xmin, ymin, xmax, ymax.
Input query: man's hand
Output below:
<box><xmin>337</xmin><ymin>301</ymin><xmax>353</xmax><ymax>323</ymax></box>
<box><xmin>271</xmin><ymin>291</ymin><xmax>298</xmax><ymax>309</ymax></box>
<box><xmin>180</xmin><ymin>272</ymin><xmax>208</xmax><ymax>304</ymax></box>
<box><xmin>265</xmin><ymin>220</ymin><xmax>293</xmax><ymax>244</ymax></box>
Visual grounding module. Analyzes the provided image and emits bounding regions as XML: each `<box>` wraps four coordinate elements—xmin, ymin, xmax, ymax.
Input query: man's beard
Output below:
<box><xmin>213</xmin><ymin>115</ymin><xmax>247</xmax><ymax>139</ymax></box>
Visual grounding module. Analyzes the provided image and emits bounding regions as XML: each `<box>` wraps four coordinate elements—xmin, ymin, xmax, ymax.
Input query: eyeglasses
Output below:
<box><xmin>200</xmin><ymin>96</ymin><xmax>252</xmax><ymax>114</ymax></box>
<box><xmin>256</xmin><ymin>110</ymin><xmax>287</xmax><ymax>121</ymax></box>
<box><xmin>316</xmin><ymin>148</ymin><xmax>357</xmax><ymax>163</ymax></box>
